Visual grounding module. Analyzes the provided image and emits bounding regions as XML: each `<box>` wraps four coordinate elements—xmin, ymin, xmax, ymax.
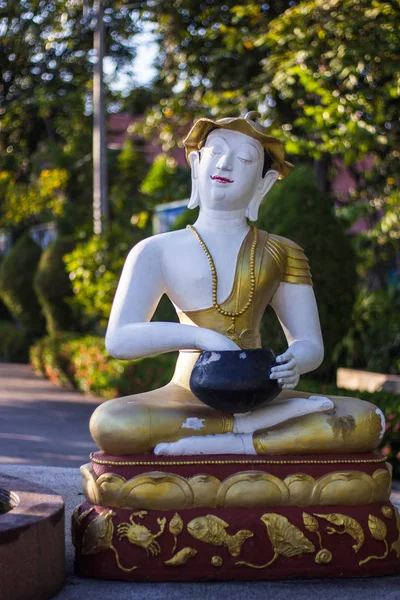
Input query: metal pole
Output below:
<box><xmin>92</xmin><ymin>0</ymin><xmax>108</xmax><ymax>235</ymax></box>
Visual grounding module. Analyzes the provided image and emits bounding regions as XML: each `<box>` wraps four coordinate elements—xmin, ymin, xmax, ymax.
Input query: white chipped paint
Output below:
<box><xmin>375</xmin><ymin>407</ymin><xmax>386</xmax><ymax>440</ymax></box>
<box><xmin>180</xmin><ymin>417</ymin><xmax>206</xmax><ymax>431</ymax></box>
<box><xmin>239</xmin><ymin>352</ymin><xmax>247</xmax><ymax>359</ymax></box>
<box><xmin>201</xmin><ymin>351</ymin><xmax>221</xmax><ymax>365</ymax></box>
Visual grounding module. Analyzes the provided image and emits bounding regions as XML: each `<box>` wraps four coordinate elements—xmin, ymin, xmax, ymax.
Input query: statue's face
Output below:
<box><xmin>197</xmin><ymin>129</ymin><xmax>264</xmax><ymax>211</ymax></box>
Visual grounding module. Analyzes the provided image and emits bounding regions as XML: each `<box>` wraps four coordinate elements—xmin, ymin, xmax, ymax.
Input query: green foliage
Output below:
<box><xmin>34</xmin><ymin>237</ymin><xmax>81</xmax><ymax>336</ymax></box>
<box><xmin>0</xmin><ymin>233</ymin><xmax>45</xmax><ymax>335</ymax></box>
<box><xmin>0</xmin><ymin>169</ymin><xmax>68</xmax><ymax>228</ymax></box>
<box><xmin>109</xmin><ymin>138</ymin><xmax>149</xmax><ymax>222</ymax></box>
<box><xmin>30</xmin><ymin>334</ymin><xmax>176</xmax><ymax>399</ymax></box>
<box><xmin>334</xmin><ymin>288</ymin><xmax>400</xmax><ymax>375</ymax></box>
<box><xmin>63</xmin><ymin>226</ymin><xmax>148</xmax><ymax>332</ymax></box>
<box><xmin>258</xmin><ymin>166</ymin><xmax>357</xmax><ymax>376</ymax></box>
<box><xmin>140</xmin><ymin>154</ymin><xmax>190</xmax><ymax>206</ymax></box>
<box><xmin>0</xmin><ymin>321</ymin><xmax>32</xmax><ymax>363</ymax></box>
<box><xmin>298</xmin><ymin>378</ymin><xmax>400</xmax><ymax>478</ymax></box>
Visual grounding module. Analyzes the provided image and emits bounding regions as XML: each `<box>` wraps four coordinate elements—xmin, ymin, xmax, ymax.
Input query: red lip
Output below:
<box><xmin>211</xmin><ymin>175</ymin><xmax>234</xmax><ymax>184</ymax></box>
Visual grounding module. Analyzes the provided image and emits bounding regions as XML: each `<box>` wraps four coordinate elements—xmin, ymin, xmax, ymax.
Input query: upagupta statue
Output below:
<box><xmin>90</xmin><ymin>112</ymin><xmax>384</xmax><ymax>457</ymax></box>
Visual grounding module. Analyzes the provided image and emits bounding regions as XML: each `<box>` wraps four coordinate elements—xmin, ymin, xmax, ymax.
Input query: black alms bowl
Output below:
<box><xmin>189</xmin><ymin>348</ymin><xmax>280</xmax><ymax>414</ymax></box>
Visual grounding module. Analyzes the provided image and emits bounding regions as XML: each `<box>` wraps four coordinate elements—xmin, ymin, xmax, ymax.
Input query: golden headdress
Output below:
<box><xmin>183</xmin><ymin>111</ymin><xmax>294</xmax><ymax>180</ymax></box>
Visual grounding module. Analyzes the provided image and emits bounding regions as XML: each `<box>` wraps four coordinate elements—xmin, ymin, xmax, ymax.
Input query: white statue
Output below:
<box><xmin>90</xmin><ymin>112</ymin><xmax>384</xmax><ymax>457</ymax></box>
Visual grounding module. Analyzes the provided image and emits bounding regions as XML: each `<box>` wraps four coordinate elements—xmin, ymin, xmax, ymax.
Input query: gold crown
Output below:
<box><xmin>183</xmin><ymin>111</ymin><xmax>294</xmax><ymax>180</ymax></box>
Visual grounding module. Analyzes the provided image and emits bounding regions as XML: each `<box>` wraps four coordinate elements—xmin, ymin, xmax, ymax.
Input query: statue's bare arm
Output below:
<box><xmin>105</xmin><ymin>238</ymin><xmax>239</xmax><ymax>360</ymax></box>
<box><xmin>269</xmin><ymin>282</ymin><xmax>324</xmax><ymax>388</ymax></box>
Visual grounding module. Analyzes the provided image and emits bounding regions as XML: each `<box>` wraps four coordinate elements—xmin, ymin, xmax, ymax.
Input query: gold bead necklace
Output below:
<box><xmin>187</xmin><ymin>224</ymin><xmax>258</xmax><ymax>336</ymax></box>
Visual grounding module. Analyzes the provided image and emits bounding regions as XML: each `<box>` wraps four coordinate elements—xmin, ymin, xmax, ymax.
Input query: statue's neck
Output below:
<box><xmin>194</xmin><ymin>207</ymin><xmax>249</xmax><ymax>235</ymax></box>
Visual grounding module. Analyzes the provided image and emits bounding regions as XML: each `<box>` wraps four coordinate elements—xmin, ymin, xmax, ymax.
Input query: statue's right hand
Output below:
<box><xmin>194</xmin><ymin>328</ymin><xmax>240</xmax><ymax>352</ymax></box>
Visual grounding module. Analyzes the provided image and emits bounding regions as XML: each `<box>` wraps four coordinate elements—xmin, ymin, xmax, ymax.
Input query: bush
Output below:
<box><xmin>63</xmin><ymin>226</ymin><xmax>147</xmax><ymax>332</ymax></box>
<box><xmin>30</xmin><ymin>333</ymin><xmax>177</xmax><ymax>399</ymax></box>
<box><xmin>257</xmin><ymin>165</ymin><xmax>357</xmax><ymax>377</ymax></box>
<box><xmin>334</xmin><ymin>288</ymin><xmax>400</xmax><ymax>375</ymax></box>
<box><xmin>298</xmin><ymin>378</ymin><xmax>400</xmax><ymax>478</ymax></box>
<box><xmin>0</xmin><ymin>320</ymin><xmax>32</xmax><ymax>363</ymax></box>
<box><xmin>0</xmin><ymin>233</ymin><xmax>45</xmax><ymax>335</ymax></box>
<box><xmin>34</xmin><ymin>236</ymin><xmax>80</xmax><ymax>335</ymax></box>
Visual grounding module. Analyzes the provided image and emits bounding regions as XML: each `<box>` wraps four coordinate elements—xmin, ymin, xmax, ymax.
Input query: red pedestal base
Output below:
<box><xmin>73</xmin><ymin>452</ymin><xmax>400</xmax><ymax>581</ymax></box>
<box><xmin>73</xmin><ymin>501</ymin><xmax>400</xmax><ymax>581</ymax></box>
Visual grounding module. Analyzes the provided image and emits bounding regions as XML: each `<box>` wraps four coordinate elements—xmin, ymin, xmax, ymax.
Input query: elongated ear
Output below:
<box><xmin>188</xmin><ymin>151</ymin><xmax>200</xmax><ymax>209</ymax></box>
<box><xmin>246</xmin><ymin>170</ymin><xmax>279</xmax><ymax>222</ymax></box>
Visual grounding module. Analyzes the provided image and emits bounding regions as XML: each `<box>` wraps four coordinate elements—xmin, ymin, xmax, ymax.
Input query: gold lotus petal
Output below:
<box><xmin>285</xmin><ymin>474</ymin><xmax>315</xmax><ymax>506</ymax></box>
<box><xmin>80</xmin><ymin>463</ymin><xmax>103</xmax><ymax>505</ymax></box>
<box><xmin>311</xmin><ymin>471</ymin><xmax>375</xmax><ymax>506</ymax></box>
<box><xmin>97</xmin><ymin>473</ymin><xmax>126</xmax><ymax>507</ymax></box>
<box><xmin>371</xmin><ymin>469</ymin><xmax>391</xmax><ymax>503</ymax></box>
<box><xmin>119</xmin><ymin>472</ymin><xmax>194</xmax><ymax>510</ymax></box>
<box><xmin>217</xmin><ymin>471</ymin><xmax>289</xmax><ymax>508</ymax></box>
<box><xmin>188</xmin><ymin>475</ymin><xmax>221</xmax><ymax>507</ymax></box>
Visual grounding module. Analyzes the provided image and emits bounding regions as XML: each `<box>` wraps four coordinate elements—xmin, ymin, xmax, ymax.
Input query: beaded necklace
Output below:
<box><xmin>187</xmin><ymin>224</ymin><xmax>258</xmax><ymax>341</ymax></box>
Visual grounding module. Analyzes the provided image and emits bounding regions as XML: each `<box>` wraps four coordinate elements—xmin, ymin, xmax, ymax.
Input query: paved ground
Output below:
<box><xmin>0</xmin><ymin>363</ymin><xmax>100</xmax><ymax>466</ymax></box>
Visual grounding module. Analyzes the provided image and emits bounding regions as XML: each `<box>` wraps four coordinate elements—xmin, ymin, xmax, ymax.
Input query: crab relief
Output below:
<box><xmin>117</xmin><ymin>510</ymin><xmax>167</xmax><ymax>556</ymax></box>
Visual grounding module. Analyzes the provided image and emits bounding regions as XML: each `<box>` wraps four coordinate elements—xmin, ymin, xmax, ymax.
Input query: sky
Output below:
<box><xmin>104</xmin><ymin>31</ymin><xmax>158</xmax><ymax>92</ymax></box>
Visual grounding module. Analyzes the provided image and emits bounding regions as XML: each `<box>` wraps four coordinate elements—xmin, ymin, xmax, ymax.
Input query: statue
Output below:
<box><xmin>74</xmin><ymin>112</ymin><xmax>400</xmax><ymax>582</ymax></box>
<box><xmin>90</xmin><ymin>111</ymin><xmax>384</xmax><ymax>457</ymax></box>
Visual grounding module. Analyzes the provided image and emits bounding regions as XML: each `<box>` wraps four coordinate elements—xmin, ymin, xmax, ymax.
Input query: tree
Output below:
<box><xmin>0</xmin><ymin>1</ymin><xmax>142</xmax><ymax>232</ymax></box>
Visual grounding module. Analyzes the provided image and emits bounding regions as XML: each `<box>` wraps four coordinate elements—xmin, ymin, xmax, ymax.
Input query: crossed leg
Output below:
<box><xmin>154</xmin><ymin>395</ymin><xmax>334</xmax><ymax>456</ymax></box>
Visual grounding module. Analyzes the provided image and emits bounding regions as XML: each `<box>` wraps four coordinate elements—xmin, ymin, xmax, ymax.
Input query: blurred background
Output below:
<box><xmin>0</xmin><ymin>1</ymin><xmax>399</xmax><ymax>473</ymax></box>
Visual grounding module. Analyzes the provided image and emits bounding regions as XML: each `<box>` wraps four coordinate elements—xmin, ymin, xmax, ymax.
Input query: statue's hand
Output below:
<box><xmin>270</xmin><ymin>350</ymin><xmax>300</xmax><ymax>389</ymax></box>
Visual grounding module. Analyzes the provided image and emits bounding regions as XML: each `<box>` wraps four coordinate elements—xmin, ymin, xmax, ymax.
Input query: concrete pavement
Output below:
<box><xmin>0</xmin><ymin>363</ymin><xmax>100</xmax><ymax>466</ymax></box>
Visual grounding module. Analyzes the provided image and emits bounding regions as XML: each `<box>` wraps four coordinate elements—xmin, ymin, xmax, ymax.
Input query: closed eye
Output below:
<box><xmin>238</xmin><ymin>157</ymin><xmax>254</xmax><ymax>164</ymax></box>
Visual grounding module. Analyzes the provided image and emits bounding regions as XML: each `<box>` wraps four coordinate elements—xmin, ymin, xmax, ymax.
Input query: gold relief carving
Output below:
<box><xmin>237</xmin><ymin>513</ymin><xmax>315</xmax><ymax>569</ymax></box>
<box><xmin>311</xmin><ymin>471</ymin><xmax>376</xmax><ymax>506</ymax></box>
<box><xmin>303</xmin><ymin>512</ymin><xmax>332</xmax><ymax>565</ymax></box>
<box><xmin>371</xmin><ymin>469</ymin><xmax>392</xmax><ymax>503</ymax></box>
<box><xmin>117</xmin><ymin>511</ymin><xmax>166</xmax><ymax>556</ymax></box>
<box><xmin>314</xmin><ymin>549</ymin><xmax>333</xmax><ymax>564</ymax></box>
<box><xmin>211</xmin><ymin>555</ymin><xmax>223</xmax><ymax>567</ymax></box>
<box><xmin>187</xmin><ymin>515</ymin><xmax>253</xmax><ymax>557</ymax></box>
<box><xmin>71</xmin><ymin>506</ymin><xmax>94</xmax><ymax>550</ymax></box>
<box><xmin>188</xmin><ymin>475</ymin><xmax>220</xmax><ymax>507</ymax></box>
<box><xmin>216</xmin><ymin>471</ymin><xmax>290</xmax><ymax>507</ymax></box>
<box><xmin>359</xmin><ymin>515</ymin><xmax>389</xmax><ymax>566</ymax></box>
<box><xmin>382</xmin><ymin>506</ymin><xmax>393</xmax><ymax>519</ymax></box>
<box><xmin>95</xmin><ymin>473</ymin><xmax>126</xmax><ymax>507</ymax></box>
<box><xmin>390</xmin><ymin>507</ymin><xmax>400</xmax><ymax>559</ymax></box>
<box><xmin>164</xmin><ymin>548</ymin><xmax>198</xmax><ymax>566</ymax></box>
<box><xmin>285</xmin><ymin>474</ymin><xmax>315</xmax><ymax>505</ymax></box>
<box><xmin>313</xmin><ymin>513</ymin><xmax>364</xmax><ymax>553</ymax></box>
<box><xmin>118</xmin><ymin>472</ymin><xmax>194</xmax><ymax>510</ymax></box>
<box><xmin>81</xmin><ymin>509</ymin><xmax>138</xmax><ymax>572</ymax></box>
<box><xmin>81</xmin><ymin>465</ymin><xmax>392</xmax><ymax>510</ymax></box>
<box><xmin>169</xmin><ymin>513</ymin><xmax>183</xmax><ymax>555</ymax></box>
<box><xmin>80</xmin><ymin>463</ymin><xmax>103</xmax><ymax>505</ymax></box>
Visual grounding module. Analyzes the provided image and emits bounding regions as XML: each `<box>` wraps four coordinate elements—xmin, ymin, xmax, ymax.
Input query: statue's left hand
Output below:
<box><xmin>270</xmin><ymin>350</ymin><xmax>299</xmax><ymax>389</ymax></box>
